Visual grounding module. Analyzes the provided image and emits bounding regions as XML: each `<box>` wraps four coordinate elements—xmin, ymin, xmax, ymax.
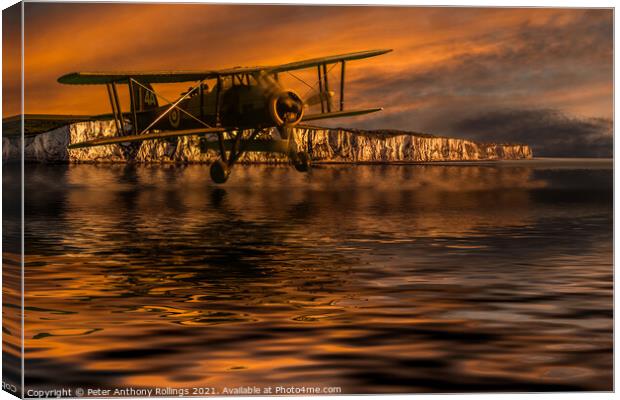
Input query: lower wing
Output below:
<box><xmin>68</xmin><ymin>108</ymin><xmax>383</xmax><ymax>149</ymax></box>
<box><xmin>301</xmin><ymin>108</ymin><xmax>382</xmax><ymax>122</ymax></box>
<box><xmin>7</xmin><ymin>108</ymin><xmax>381</xmax><ymax>148</ymax></box>
<box><xmin>2</xmin><ymin>114</ymin><xmax>101</xmax><ymax>137</ymax></box>
<box><xmin>67</xmin><ymin>127</ymin><xmax>227</xmax><ymax>149</ymax></box>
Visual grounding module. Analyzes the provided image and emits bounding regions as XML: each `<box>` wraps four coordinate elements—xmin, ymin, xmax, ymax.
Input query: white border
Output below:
<box><xmin>0</xmin><ymin>2</ymin><xmax>615</xmax><ymax>400</ymax></box>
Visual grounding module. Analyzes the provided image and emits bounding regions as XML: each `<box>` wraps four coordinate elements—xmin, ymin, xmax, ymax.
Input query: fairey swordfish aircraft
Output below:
<box><xmin>6</xmin><ymin>49</ymin><xmax>392</xmax><ymax>183</ymax></box>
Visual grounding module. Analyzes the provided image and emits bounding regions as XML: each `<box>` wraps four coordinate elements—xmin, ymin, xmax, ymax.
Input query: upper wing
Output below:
<box><xmin>269</xmin><ymin>49</ymin><xmax>392</xmax><ymax>73</ymax></box>
<box><xmin>58</xmin><ymin>49</ymin><xmax>392</xmax><ymax>85</ymax></box>
<box><xmin>2</xmin><ymin>114</ymin><xmax>101</xmax><ymax>137</ymax></box>
<box><xmin>57</xmin><ymin>67</ymin><xmax>262</xmax><ymax>85</ymax></box>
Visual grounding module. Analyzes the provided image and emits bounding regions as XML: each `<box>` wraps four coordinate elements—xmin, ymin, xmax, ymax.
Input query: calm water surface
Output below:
<box><xmin>6</xmin><ymin>160</ymin><xmax>613</xmax><ymax>394</ymax></box>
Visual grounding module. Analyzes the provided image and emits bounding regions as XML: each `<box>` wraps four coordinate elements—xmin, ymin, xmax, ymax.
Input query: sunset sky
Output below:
<box><xmin>4</xmin><ymin>3</ymin><xmax>613</xmax><ymax>156</ymax></box>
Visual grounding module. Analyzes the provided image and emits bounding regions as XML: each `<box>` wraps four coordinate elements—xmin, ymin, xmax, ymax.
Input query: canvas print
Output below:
<box><xmin>2</xmin><ymin>1</ymin><xmax>613</xmax><ymax>397</ymax></box>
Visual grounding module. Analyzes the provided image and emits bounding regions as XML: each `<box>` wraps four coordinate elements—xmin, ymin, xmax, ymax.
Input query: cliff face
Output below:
<box><xmin>3</xmin><ymin>120</ymin><xmax>532</xmax><ymax>163</ymax></box>
<box><xmin>295</xmin><ymin>128</ymin><xmax>532</xmax><ymax>162</ymax></box>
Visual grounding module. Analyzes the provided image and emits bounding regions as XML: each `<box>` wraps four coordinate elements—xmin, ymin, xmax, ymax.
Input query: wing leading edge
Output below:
<box><xmin>2</xmin><ymin>114</ymin><xmax>111</xmax><ymax>137</ymax></box>
<box><xmin>67</xmin><ymin>127</ymin><xmax>227</xmax><ymax>149</ymax></box>
<box><xmin>58</xmin><ymin>49</ymin><xmax>392</xmax><ymax>85</ymax></box>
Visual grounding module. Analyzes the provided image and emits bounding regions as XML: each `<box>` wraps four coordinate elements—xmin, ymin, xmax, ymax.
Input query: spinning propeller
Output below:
<box><xmin>268</xmin><ymin>90</ymin><xmax>304</xmax><ymax>126</ymax></box>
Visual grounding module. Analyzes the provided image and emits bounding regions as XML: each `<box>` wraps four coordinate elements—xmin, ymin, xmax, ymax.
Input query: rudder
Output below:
<box><xmin>130</xmin><ymin>80</ymin><xmax>159</xmax><ymax>114</ymax></box>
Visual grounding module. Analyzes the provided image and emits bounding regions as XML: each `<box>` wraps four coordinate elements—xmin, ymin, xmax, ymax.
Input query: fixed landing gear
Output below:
<box><xmin>279</xmin><ymin>126</ymin><xmax>311</xmax><ymax>174</ymax></box>
<box><xmin>210</xmin><ymin>159</ymin><xmax>230</xmax><ymax>184</ymax></box>
<box><xmin>292</xmin><ymin>151</ymin><xmax>311</xmax><ymax>172</ymax></box>
<box><xmin>207</xmin><ymin>127</ymin><xmax>312</xmax><ymax>184</ymax></box>
<box><xmin>209</xmin><ymin>128</ymin><xmax>265</xmax><ymax>184</ymax></box>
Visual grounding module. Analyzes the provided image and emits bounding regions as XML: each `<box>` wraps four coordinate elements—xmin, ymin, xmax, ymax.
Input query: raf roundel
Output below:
<box><xmin>169</xmin><ymin>108</ymin><xmax>181</xmax><ymax>128</ymax></box>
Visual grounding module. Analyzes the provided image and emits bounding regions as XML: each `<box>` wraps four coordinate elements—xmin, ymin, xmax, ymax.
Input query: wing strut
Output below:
<box><xmin>322</xmin><ymin>64</ymin><xmax>331</xmax><ymax>113</ymax></box>
<box><xmin>314</xmin><ymin>61</ymin><xmax>345</xmax><ymax>113</ymax></box>
<box><xmin>317</xmin><ymin>65</ymin><xmax>325</xmax><ymax>114</ymax></box>
<box><xmin>106</xmin><ymin>83</ymin><xmax>125</xmax><ymax>134</ymax></box>
<box><xmin>128</xmin><ymin>78</ymin><xmax>139</xmax><ymax>135</ymax></box>
<box><xmin>340</xmin><ymin>61</ymin><xmax>345</xmax><ymax>111</ymax></box>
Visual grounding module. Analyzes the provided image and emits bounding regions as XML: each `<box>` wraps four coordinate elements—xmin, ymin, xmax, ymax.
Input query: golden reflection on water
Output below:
<box><xmin>14</xmin><ymin>162</ymin><xmax>613</xmax><ymax>393</ymax></box>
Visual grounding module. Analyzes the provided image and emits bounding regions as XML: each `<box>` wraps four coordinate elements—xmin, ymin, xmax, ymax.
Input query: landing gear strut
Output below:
<box><xmin>209</xmin><ymin>128</ymin><xmax>263</xmax><ymax>184</ymax></box>
<box><xmin>279</xmin><ymin>126</ymin><xmax>312</xmax><ymax>174</ymax></box>
<box><xmin>208</xmin><ymin>127</ymin><xmax>312</xmax><ymax>184</ymax></box>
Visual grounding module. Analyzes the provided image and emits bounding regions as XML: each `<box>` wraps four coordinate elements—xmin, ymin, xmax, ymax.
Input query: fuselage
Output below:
<box><xmin>134</xmin><ymin>73</ymin><xmax>303</xmax><ymax>132</ymax></box>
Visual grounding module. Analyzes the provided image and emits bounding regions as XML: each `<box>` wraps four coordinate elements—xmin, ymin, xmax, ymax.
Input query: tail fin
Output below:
<box><xmin>129</xmin><ymin>81</ymin><xmax>159</xmax><ymax>134</ymax></box>
<box><xmin>130</xmin><ymin>81</ymin><xmax>159</xmax><ymax>114</ymax></box>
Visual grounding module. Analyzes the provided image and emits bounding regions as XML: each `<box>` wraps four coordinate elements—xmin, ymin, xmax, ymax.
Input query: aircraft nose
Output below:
<box><xmin>269</xmin><ymin>90</ymin><xmax>304</xmax><ymax>126</ymax></box>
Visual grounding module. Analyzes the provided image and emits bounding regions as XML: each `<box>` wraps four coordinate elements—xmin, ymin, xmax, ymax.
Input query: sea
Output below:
<box><xmin>2</xmin><ymin>159</ymin><xmax>613</xmax><ymax>394</ymax></box>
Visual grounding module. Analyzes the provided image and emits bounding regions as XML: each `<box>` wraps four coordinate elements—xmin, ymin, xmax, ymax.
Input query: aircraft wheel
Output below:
<box><xmin>293</xmin><ymin>151</ymin><xmax>311</xmax><ymax>173</ymax></box>
<box><xmin>210</xmin><ymin>159</ymin><xmax>230</xmax><ymax>184</ymax></box>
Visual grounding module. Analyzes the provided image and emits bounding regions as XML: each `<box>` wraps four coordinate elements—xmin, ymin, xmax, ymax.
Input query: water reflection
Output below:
<box><xmin>15</xmin><ymin>161</ymin><xmax>613</xmax><ymax>393</ymax></box>
<box><xmin>3</xmin><ymin>163</ymin><xmax>23</xmax><ymax>397</ymax></box>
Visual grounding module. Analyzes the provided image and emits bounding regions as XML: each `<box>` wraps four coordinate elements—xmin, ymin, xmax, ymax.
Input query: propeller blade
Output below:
<box><xmin>305</xmin><ymin>90</ymin><xmax>334</xmax><ymax>107</ymax></box>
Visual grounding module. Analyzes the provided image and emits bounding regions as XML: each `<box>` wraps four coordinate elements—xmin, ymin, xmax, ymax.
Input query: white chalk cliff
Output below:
<box><xmin>3</xmin><ymin>120</ymin><xmax>532</xmax><ymax>163</ymax></box>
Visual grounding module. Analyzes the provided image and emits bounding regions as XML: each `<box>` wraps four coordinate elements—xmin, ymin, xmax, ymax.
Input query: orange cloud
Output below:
<box><xmin>6</xmin><ymin>3</ymin><xmax>612</xmax><ymax>156</ymax></box>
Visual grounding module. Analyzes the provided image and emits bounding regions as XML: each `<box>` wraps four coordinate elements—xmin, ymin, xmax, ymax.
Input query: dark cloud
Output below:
<box><xmin>327</xmin><ymin>10</ymin><xmax>613</xmax><ymax>156</ymax></box>
<box><xmin>350</xmin><ymin>9</ymin><xmax>612</xmax><ymax>108</ymax></box>
<box><xmin>454</xmin><ymin>108</ymin><xmax>612</xmax><ymax>158</ymax></box>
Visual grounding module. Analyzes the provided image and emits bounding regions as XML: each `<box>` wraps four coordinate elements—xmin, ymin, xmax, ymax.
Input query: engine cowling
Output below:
<box><xmin>268</xmin><ymin>90</ymin><xmax>304</xmax><ymax>126</ymax></box>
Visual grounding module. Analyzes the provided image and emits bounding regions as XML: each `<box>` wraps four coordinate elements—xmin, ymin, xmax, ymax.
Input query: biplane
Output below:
<box><xmin>8</xmin><ymin>49</ymin><xmax>392</xmax><ymax>183</ymax></box>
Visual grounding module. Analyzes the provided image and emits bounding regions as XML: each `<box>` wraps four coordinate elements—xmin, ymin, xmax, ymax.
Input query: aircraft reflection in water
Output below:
<box><xmin>12</xmin><ymin>161</ymin><xmax>612</xmax><ymax>393</ymax></box>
